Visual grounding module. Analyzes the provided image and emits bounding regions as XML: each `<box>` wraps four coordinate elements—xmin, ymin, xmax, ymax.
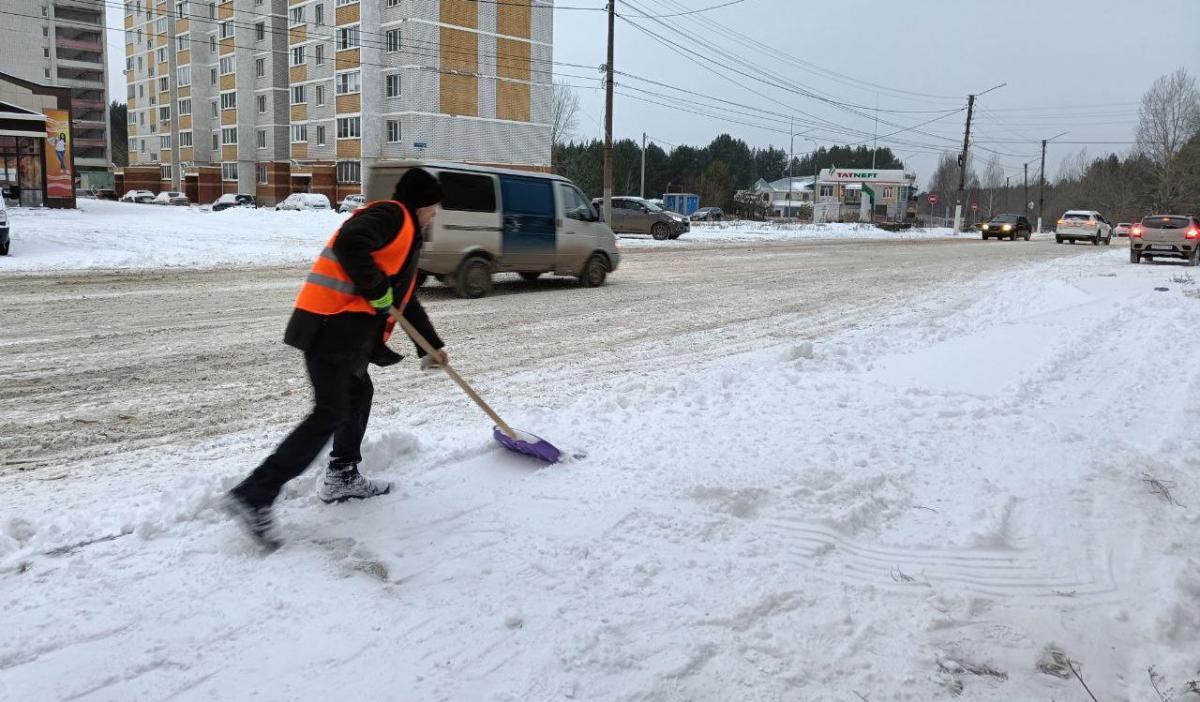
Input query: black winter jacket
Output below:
<box><xmin>283</xmin><ymin>201</ymin><xmax>443</xmax><ymax>366</ymax></box>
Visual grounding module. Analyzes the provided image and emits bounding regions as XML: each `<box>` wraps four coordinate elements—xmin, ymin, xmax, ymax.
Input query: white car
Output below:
<box><xmin>1055</xmin><ymin>210</ymin><xmax>1112</xmax><ymax>246</ymax></box>
<box><xmin>338</xmin><ymin>194</ymin><xmax>366</xmax><ymax>213</ymax></box>
<box><xmin>120</xmin><ymin>189</ymin><xmax>155</xmax><ymax>203</ymax></box>
<box><xmin>153</xmin><ymin>191</ymin><xmax>190</xmax><ymax>206</ymax></box>
<box><xmin>275</xmin><ymin>193</ymin><xmax>332</xmax><ymax>211</ymax></box>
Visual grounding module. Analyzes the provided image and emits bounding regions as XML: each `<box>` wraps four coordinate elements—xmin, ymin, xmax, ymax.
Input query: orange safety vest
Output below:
<box><xmin>294</xmin><ymin>200</ymin><xmax>417</xmax><ymax>317</ymax></box>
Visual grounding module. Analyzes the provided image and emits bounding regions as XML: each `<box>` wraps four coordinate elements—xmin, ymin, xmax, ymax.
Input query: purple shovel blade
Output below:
<box><xmin>493</xmin><ymin>426</ymin><xmax>561</xmax><ymax>464</ymax></box>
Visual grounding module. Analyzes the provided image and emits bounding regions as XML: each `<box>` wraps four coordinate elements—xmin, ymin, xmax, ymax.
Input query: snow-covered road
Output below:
<box><xmin>3</xmin><ymin>238</ymin><xmax>1199</xmax><ymax>700</ymax></box>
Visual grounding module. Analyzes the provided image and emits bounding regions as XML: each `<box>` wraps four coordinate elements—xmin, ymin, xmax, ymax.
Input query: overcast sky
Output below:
<box><xmin>106</xmin><ymin>0</ymin><xmax>1199</xmax><ymax>185</ymax></box>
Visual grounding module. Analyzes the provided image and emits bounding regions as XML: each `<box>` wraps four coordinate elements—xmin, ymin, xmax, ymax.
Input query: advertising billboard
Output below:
<box><xmin>44</xmin><ymin>109</ymin><xmax>72</xmax><ymax>198</ymax></box>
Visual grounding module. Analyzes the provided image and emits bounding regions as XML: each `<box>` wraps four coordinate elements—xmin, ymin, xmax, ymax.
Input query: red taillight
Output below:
<box><xmin>1187</xmin><ymin>228</ymin><xmax>1199</xmax><ymax>240</ymax></box>
<box><xmin>1131</xmin><ymin>226</ymin><xmax>1143</xmax><ymax>238</ymax></box>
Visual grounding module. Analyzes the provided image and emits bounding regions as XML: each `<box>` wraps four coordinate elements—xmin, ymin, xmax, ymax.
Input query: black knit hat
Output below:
<box><xmin>393</xmin><ymin>168</ymin><xmax>444</xmax><ymax>210</ymax></box>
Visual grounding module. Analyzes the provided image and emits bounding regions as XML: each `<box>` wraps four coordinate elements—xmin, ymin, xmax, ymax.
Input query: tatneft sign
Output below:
<box><xmin>819</xmin><ymin>169</ymin><xmax>910</xmax><ymax>183</ymax></box>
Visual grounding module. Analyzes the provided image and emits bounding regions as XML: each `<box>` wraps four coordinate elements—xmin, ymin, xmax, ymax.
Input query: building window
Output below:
<box><xmin>220</xmin><ymin>91</ymin><xmax>236</xmax><ymax>109</ymax></box>
<box><xmin>157</xmin><ymin>47</ymin><xmax>167</xmax><ymax>63</ymax></box>
<box><xmin>137</xmin><ymin>55</ymin><xmax>144</xmax><ymax>71</ymax></box>
<box><xmin>128</xmin><ymin>111</ymin><xmax>136</xmax><ymax>125</ymax></box>
<box><xmin>126</xmin><ymin>57</ymin><xmax>134</xmax><ymax>72</ymax></box>
<box><xmin>385</xmin><ymin>74</ymin><xmax>400</xmax><ymax>98</ymax></box>
<box><xmin>175</xmin><ymin>1</ymin><xmax>187</xmax><ymax>17</ymax></box>
<box><xmin>336</xmin><ymin>26</ymin><xmax>359</xmax><ymax>51</ymax></box>
<box><xmin>210</xmin><ymin>67</ymin><xmax>217</xmax><ymax>85</ymax></box>
<box><xmin>290</xmin><ymin>85</ymin><xmax>305</xmax><ymax>104</ymax></box>
<box><xmin>222</xmin><ymin>162</ymin><xmax>238</xmax><ymax>181</ymax></box>
<box><xmin>211</xmin><ymin>101</ymin><xmax>218</xmax><ymax>117</ymax></box>
<box><xmin>139</xmin><ymin>111</ymin><xmax>145</xmax><ymax>125</ymax></box>
<box><xmin>288</xmin><ymin>6</ymin><xmax>303</xmax><ymax>24</ymax></box>
<box><xmin>222</xmin><ymin>127</ymin><xmax>237</xmax><ymax>144</ymax></box>
<box><xmin>209</xmin><ymin>34</ymin><xmax>216</xmax><ymax>52</ymax></box>
<box><xmin>336</xmin><ymin>161</ymin><xmax>360</xmax><ymax>183</ymax></box>
<box><xmin>128</xmin><ymin>84</ymin><xmax>136</xmax><ymax>99</ymax></box>
<box><xmin>316</xmin><ymin>124</ymin><xmax>326</xmax><ymax>145</ymax></box>
<box><xmin>290</xmin><ymin>46</ymin><xmax>305</xmax><ymax>66</ymax></box>
<box><xmin>219</xmin><ymin>20</ymin><xmax>232</xmax><ymax>39</ymax></box>
<box><xmin>290</xmin><ymin>124</ymin><xmax>307</xmax><ymax>142</ymax></box>
<box><xmin>315</xmin><ymin>85</ymin><xmax>325</xmax><ymax>105</ymax></box>
<box><xmin>819</xmin><ymin>185</ymin><xmax>834</xmax><ymax>198</ymax></box>
<box><xmin>212</xmin><ymin>132</ymin><xmax>218</xmax><ymax>149</ymax></box>
<box><xmin>159</xmin><ymin>77</ymin><xmax>169</xmax><ymax>92</ymax></box>
<box><xmin>883</xmin><ymin>186</ymin><xmax>895</xmax><ymax>199</ymax></box>
<box><xmin>255</xmin><ymin>58</ymin><xmax>265</xmax><ymax>77</ymax></box>
<box><xmin>256</xmin><ymin>129</ymin><xmax>266</xmax><ymax>148</ymax></box>
<box><xmin>208</xmin><ymin>2</ymin><xmax>215</xmax><ymax>18</ymax></box>
<box><xmin>139</xmin><ymin>84</ymin><xmax>145</xmax><ymax>99</ymax></box>
<box><xmin>386</xmin><ymin>119</ymin><xmax>400</xmax><ymax>143</ymax></box>
<box><xmin>219</xmin><ymin>56</ymin><xmax>234</xmax><ymax>75</ymax></box>
<box><xmin>255</xmin><ymin>22</ymin><xmax>264</xmax><ymax>40</ymax></box>
<box><xmin>256</xmin><ymin>94</ymin><xmax>267</xmax><ymax>113</ymax></box>
<box><xmin>176</xmin><ymin>33</ymin><xmax>188</xmax><ymax>51</ymax></box>
<box><xmin>160</xmin><ymin>134</ymin><xmax>171</xmax><ymax>149</ymax></box>
<box><xmin>141</xmin><ymin>139</ymin><xmax>147</xmax><ymax>153</ymax></box>
<box><xmin>137</xmin><ymin>28</ymin><xmax>143</xmax><ymax>43</ymax></box>
<box><xmin>179</xmin><ymin>130</ymin><xmax>192</xmax><ymax>146</ymax></box>
<box><xmin>335</xmin><ymin>70</ymin><xmax>360</xmax><ymax>95</ymax></box>
<box><xmin>257</xmin><ymin>164</ymin><xmax>268</xmax><ymax>183</ymax></box>
<box><xmin>177</xmin><ymin>65</ymin><xmax>190</xmax><ymax>86</ymax></box>
<box><xmin>336</xmin><ymin>116</ymin><xmax>360</xmax><ymax>139</ymax></box>
<box><xmin>159</xmin><ymin>105</ymin><xmax>171</xmax><ymax>121</ymax></box>
<box><xmin>337</xmin><ymin>0</ymin><xmax>357</xmax><ymax>5</ymax></box>
<box><xmin>313</xmin><ymin>4</ymin><xmax>323</xmax><ymax>25</ymax></box>
<box><xmin>156</xmin><ymin>17</ymin><xmax>168</xmax><ymax>33</ymax></box>
<box><xmin>178</xmin><ymin>97</ymin><xmax>191</xmax><ymax>115</ymax></box>
<box><xmin>314</xmin><ymin>44</ymin><xmax>324</xmax><ymax>65</ymax></box>
<box><xmin>386</xmin><ymin>29</ymin><xmax>400</xmax><ymax>53</ymax></box>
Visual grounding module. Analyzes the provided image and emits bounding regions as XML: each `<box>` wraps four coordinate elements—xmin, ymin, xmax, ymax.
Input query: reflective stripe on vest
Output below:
<box><xmin>294</xmin><ymin>200</ymin><xmax>416</xmax><ymax>316</ymax></box>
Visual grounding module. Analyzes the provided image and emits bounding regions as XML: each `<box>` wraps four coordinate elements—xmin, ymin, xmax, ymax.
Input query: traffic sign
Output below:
<box><xmin>970</xmin><ymin>202</ymin><xmax>978</xmax><ymax>210</ymax></box>
<box><xmin>928</xmin><ymin>194</ymin><xmax>938</xmax><ymax>205</ymax></box>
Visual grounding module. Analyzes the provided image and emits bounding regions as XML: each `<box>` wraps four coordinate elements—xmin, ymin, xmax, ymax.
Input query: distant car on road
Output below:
<box><xmin>338</xmin><ymin>194</ymin><xmax>365</xmax><ymax>213</ymax></box>
<box><xmin>1113</xmin><ymin>222</ymin><xmax>1133</xmax><ymax>237</ymax></box>
<box><xmin>153</xmin><ymin>191</ymin><xmax>190</xmax><ymax>206</ymax></box>
<box><xmin>121</xmin><ymin>189</ymin><xmax>155</xmax><ymax>204</ymax></box>
<box><xmin>275</xmin><ymin>193</ymin><xmax>331</xmax><ymax>211</ymax></box>
<box><xmin>95</xmin><ymin>188</ymin><xmax>119</xmax><ymax>201</ymax></box>
<box><xmin>981</xmin><ymin>214</ymin><xmax>1032</xmax><ymax>241</ymax></box>
<box><xmin>591</xmin><ymin>196</ymin><xmax>690</xmax><ymax>240</ymax></box>
<box><xmin>1130</xmin><ymin>215</ymin><xmax>1200</xmax><ymax>266</ymax></box>
<box><xmin>1055</xmin><ymin>210</ymin><xmax>1112</xmax><ymax>245</ymax></box>
<box><xmin>690</xmin><ymin>207</ymin><xmax>724</xmax><ymax>222</ymax></box>
<box><xmin>0</xmin><ymin>196</ymin><xmax>9</xmax><ymax>256</ymax></box>
<box><xmin>212</xmin><ymin>193</ymin><xmax>256</xmax><ymax>211</ymax></box>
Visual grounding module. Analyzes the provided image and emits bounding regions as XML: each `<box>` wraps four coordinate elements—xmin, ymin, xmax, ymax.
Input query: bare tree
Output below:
<box><xmin>551</xmin><ymin>81</ymin><xmax>581</xmax><ymax>146</ymax></box>
<box><xmin>1137</xmin><ymin>68</ymin><xmax>1200</xmax><ymax>210</ymax></box>
<box><xmin>982</xmin><ymin>153</ymin><xmax>1003</xmax><ymax>217</ymax></box>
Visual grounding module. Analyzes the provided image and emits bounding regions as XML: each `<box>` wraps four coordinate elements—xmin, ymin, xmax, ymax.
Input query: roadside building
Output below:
<box><xmin>120</xmin><ymin>0</ymin><xmax>553</xmax><ymax>207</ymax></box>
<box><xmin>751</xmin><ymin>176</ymin><xmax>815</xmax><ymax>218</ymax></box>
<box><xmin>4</xmin><ymin>0</ymin><xmax>111</xmax><ymax>189</ymax></box>
<box><xmin>0</xmin><ymin>72</ymin><xmax>76</xmax><ymax>208</ymax></box>
<box><xmin>812</xmin><ymin>168</ymin><xmax>917</xmax><ymax>223</ymax></box>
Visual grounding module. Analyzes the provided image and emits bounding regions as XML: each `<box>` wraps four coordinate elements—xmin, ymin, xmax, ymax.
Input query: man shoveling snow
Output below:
<box><xmin>223</xmin><ymin>168</ymin><xmax>449</xmax><ymax>550</ymax></box>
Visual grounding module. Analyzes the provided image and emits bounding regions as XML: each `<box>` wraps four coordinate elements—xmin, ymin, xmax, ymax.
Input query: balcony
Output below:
<box><xmin>71</xmin><ymin>98</ymin><xmax>106</xmax><ymax>111</ymax></box>
<box><xmin>56</xmin><ymin>35</ymin><xmax>103</xmax><ymax>52</ymax></box>
<box><xmin>74</xmin><ymin>137</ymin><xmax>107</xmax><ymax>149</ymax></box>
<box><xmin>57</xmin><ymin>56</ymin><xmax>105</xmax><ymax>71</ymax></box>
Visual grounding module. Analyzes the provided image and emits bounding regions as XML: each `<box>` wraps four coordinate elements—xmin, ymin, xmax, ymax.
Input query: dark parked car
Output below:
<box><xmin>95</xmin><ymin>188</ymin><xmax>119</xmax><ymax>201</ymax></box>
<box><xmin>981</xmin><ymin>214</ymin><xmax>1032</xmax><ymax>241</ymax></box>
<box><xmin>690</xmin><ymin>207</ymin><xmax>724</xmax><ymax>222</ymax></box>
<box><xmin>212</xmin><ymin>193</ymin><xmax>256</xmax><ymax>211</ymax></box>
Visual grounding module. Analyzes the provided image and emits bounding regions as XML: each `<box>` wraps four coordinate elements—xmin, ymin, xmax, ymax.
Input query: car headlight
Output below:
<box><xmin>982</xmin><ymin>224</ymin><xmax>990</xmax><ymax>230</ymax></box>
<box><xmin>1002</xmin><ymin>224</ymin><xmax>1012</xmax><ymax>231</ymax></box>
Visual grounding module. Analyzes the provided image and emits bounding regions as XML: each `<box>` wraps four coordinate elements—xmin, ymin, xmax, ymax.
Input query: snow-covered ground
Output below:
<box><xmin>0</xmin><ymin>200</ymin><xmax>343</xmax><ymax>272</ymax></box>
<box><xmin>620</xmin><ymin>219</ymin><xmax>957</xmax><ymax>246</ymax></box>
<box><xmin>3</xmin><ymin>243</ymin><xmax>1199</xmax><ymax>700</ymax></box>
<box><xmin>0</xmin><ymin>201</ymin><xmax>958</xmax><ymax>271</ymax></box>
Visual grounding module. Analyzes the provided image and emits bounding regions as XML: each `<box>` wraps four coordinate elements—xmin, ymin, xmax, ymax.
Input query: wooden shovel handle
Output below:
<box><xmin>389</xmin><ymin>308</ymin><xmax>517</xmax><ymax>439</ymax></box>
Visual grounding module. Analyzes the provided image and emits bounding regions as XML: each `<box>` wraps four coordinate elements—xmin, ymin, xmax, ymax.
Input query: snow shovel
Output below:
<box><xmin>388</xmin><ymin>308</ymin><xmax>561</xmax><ymax>464</ymax></box>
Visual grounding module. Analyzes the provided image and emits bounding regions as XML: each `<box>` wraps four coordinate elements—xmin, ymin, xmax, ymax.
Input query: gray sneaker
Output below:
<box><xmin>317</xmin><ymin>464</ymin><xmax>392</xmax><ymax>504</ymax></box>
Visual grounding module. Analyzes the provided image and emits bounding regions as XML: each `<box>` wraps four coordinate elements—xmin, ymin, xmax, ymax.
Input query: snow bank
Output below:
<box><xmin>4</xmin><ymin>246</ymin><xmax>1200</xmax><ymax>699</ymax></box>
<box><xmin>619</xmin><ymin>220</ymin><xmax>959</xmax><ymax>246</ymax></box>
<box><xmin>0</xmin><ymin>199</ymin><xmax>343</xmax><ymax>272</ymax></box>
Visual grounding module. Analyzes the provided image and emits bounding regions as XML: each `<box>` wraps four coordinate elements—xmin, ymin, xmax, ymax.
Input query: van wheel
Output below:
<box><xmin>416</xmin><ymin>270</ymin><xmax>429</xmax><ymax>287</ymax></box>
<box><xmin>580</xmin><ymin>254</ymin><xmax>608</xmax><ymax>287</ymax></box>
<box><xmin>0</xmin><ymin>241</ymin><xmax>8</xmax><ymax>256</ymax></box>
<box><xmin>1024</xmin><ymin>232</ymin><xmax>1031</xmax><ymax>241</ymax></box>
<box><xmin>455</xmin><ymin>256</ymin><xmax>493</xmax><ymax>299</ymax></box>
<box><xmin>519</xmin><ymin>272</ymin><xmax>542</xmax><ymax>282</ymax></box>
<box><xmin>1056</xmin><ymin>237</ymin><xmax>1063</xmax><ymax>244</ymax></box>
<box><xmin>651</xmin><ymin>223</ymin><xmax>669</xmax><ymax>241</ymax></box>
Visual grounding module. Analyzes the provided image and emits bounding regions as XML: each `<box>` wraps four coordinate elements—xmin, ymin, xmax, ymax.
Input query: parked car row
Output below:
<box><xmin>114</xmin><ymin>190</ymin><xmax>368</xmax><ymax>213</ymax></box>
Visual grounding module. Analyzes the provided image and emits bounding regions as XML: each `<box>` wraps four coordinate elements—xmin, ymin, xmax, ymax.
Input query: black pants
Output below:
<box><xmin>234</xmin><ymin>352</ymin><xmax>374</xmax><ymax>506</ymax></box>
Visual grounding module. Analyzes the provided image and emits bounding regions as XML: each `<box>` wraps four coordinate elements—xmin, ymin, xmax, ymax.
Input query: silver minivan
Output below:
<box><xmin>367</xmin><ymin>161</ymin><xmax>620</xmax><ymax>298</ymax></box>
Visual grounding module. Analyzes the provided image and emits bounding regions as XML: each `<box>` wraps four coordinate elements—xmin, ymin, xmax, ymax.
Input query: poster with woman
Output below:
<box><xmin>44</xmin><ymin>110</ymin><xmax>72</xmax><ymax>198</ymax></box>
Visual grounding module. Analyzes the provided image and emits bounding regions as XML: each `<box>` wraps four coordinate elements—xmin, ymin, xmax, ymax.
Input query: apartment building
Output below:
<box><xmin>123</xmin><ymin>0</ymin><xmax>552</xmax><ymax>206</ymax></box>
<box><xmin>5</xmin><ymin>0</ymin><xmax>112</xmax><ymax>187</ymax></box>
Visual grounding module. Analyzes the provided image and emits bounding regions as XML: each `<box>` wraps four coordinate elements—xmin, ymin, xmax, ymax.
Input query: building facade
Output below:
<box><xmin>751</xmin><ymin>176</ymin><xmax>815</xmax><ymax>218</ymax></box>
<box><xmin>123</xmin><ymin>0</ymin><xmax>552</xmax><ymax>206</ymax></box>
<box><xmin>5</xmin><ymin>0</ymin><xmax>112</xmax><ymax>188</ymax></box>
<box><xmin>0</xmin><ymin>72</ymin><xmax>77</xmax><ymax>208</ymax></box>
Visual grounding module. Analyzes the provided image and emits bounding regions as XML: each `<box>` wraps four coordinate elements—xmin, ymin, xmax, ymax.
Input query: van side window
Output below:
<box><xmin>438</xmin><ymin>172</ymin><xmax>497</xmax><ymax>212</ymax></box>
<box><xmin>558</xmin><ymin>183</ymin><xmax>593</xmax><ymax>221</ymax></box>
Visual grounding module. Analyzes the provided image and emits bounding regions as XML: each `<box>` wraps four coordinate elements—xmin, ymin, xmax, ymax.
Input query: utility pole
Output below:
<box><xmin>640</xmin><ymin>132</ymin><xmax>645</xmax><ymax>199</ymax></box>
<box><xmin>1037</xmin><ymin>131</ymin><xmax>1069</xmax><ymax>233</ymax></box>
<box><xmin>788</xmin><ymin>117</ymin><xmax>794</xmax><ymax>218</ymax></box>
<box><xmin>953</xmin><ymin>94</ymin><xmax>976</xmax><ymax>234</ymax></box>
<box><xmin>602</xmin><ymin>1</ymin><xmax>615</xmax><ymax>224</ymax></box>
<box><xmin>1023</xmin><ymin>161</ymin><xmax>1029</xmax><ymax>218</ymax></box>
<box><xmin>871</xmin><ymin>93</ymin><xmax>878</xmax><ymax>169</ymax></box>
<box><xmin>1004</xmin><ymin>175</ymin><xmax>1009</xmax><ymax>213</ymax></box>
